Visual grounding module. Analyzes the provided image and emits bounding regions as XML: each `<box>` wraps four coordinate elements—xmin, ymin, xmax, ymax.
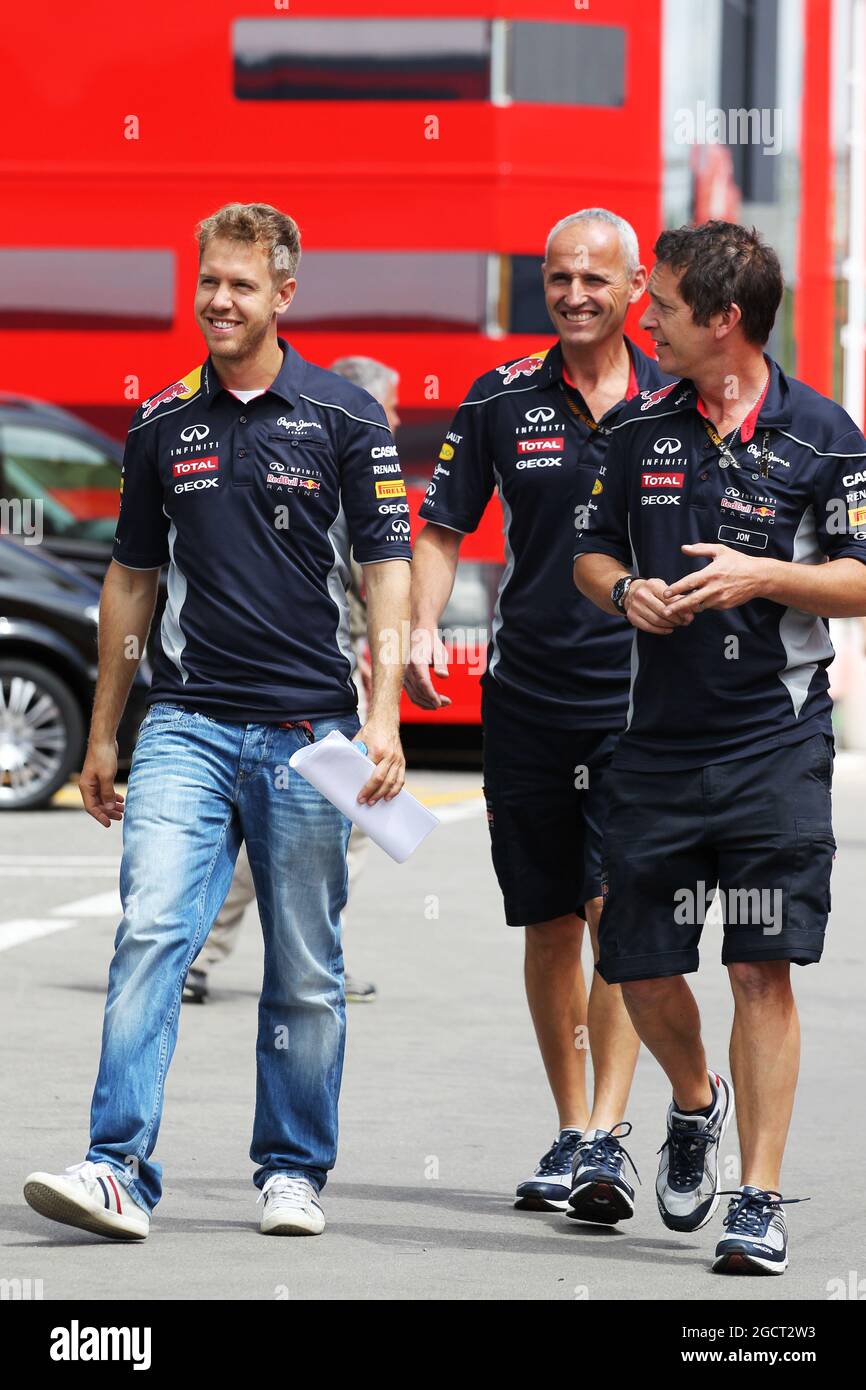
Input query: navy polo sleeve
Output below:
<box><xmin>418</xmin><ymin>391</ymin><xmax>495</xmax><ymax>533</ymax></box>
<box><xmin>812</xmin><ymin>426</ymin><xmax>866</xmax><ymax>563</ymax></box>
<box><xmin>337</xmin><ymin>399</ymin><xmax>412</xmax><ymax>564</ymax></box>
<box><xmin>112</xmin><ymin>409</ymin><xmax>170</xmax><ymax>569</ymax></box>
<box><xmin>572</xmin><ymin>425</ymin><xmax>633</xmax><ymax>569</ymax></box>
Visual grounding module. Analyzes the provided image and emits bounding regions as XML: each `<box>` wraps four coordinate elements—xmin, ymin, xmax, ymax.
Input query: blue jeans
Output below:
<box><xmin>86</xmin><ymin>703</ymin><xmax>359</xmax><ymax>1214</ymax></box>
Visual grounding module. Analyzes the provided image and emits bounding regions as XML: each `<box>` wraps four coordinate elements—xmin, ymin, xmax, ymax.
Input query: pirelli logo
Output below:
<box><xmin>375</xmin><ymin>480</ymin><xmax>407</xmax><ymax>499</ymax></box>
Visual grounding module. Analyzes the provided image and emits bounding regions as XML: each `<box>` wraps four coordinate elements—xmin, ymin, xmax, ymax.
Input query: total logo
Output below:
<box><xmin>172</xmin><ymin>457</ymin><xmax>219</xmax><ymax>478</ymax></box>
<box><xmin>641</xmin><ymin>471</ymin><xmax>684</xmax><ymax>489</ymax></box>
<box><xmin>517</xmin><ymin>437</ymin><xmax>564</xmax><ymax>454</ymax></box>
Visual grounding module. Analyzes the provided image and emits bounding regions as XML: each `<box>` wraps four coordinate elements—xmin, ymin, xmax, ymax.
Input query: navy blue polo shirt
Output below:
<box><xmin>573</xmin><ymin>357</ymin><xmax>866</xmax><ymax>769</ymax></box>
<box><xmin>418</xmin><ymin>338</ymin><xmax>669</xmax><ymax>727</ymax></box>
<box><xmin>113</xmin><ymin>338</ymin><xmax>412</xmax><ymax>722</ymax></box>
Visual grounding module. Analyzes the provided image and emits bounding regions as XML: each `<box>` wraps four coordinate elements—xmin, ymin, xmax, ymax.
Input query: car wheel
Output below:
<box><xmin>0</xmin><ymin>659</ymin><xmax>84</xmax><ymax>811</ymax></box>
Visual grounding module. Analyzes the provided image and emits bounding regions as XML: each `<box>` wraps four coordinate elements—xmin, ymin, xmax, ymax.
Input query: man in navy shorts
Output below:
<box><xmin>407</xmin><ymin>209</ymin><xmax>670</xmax><ymax>1220</ymax></box>
<box><xmin>574</xmin><ymin>220</ymin><xmax>866</xmax><ymax>1273</ymax></box>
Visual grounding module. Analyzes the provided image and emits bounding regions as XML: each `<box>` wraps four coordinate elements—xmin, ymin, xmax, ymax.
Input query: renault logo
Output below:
<box><xmin>654</xmin><ymin>437</ymin><xmax>682</xmax><ymax>453</ymax></box>
<box><xmin>180</xmin><ymin>424</ymin><xmax>210</xmax><ymax>442</ymax></box>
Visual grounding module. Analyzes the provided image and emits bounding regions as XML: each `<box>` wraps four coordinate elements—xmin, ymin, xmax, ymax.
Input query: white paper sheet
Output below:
<box><xmin>289</xmin><ymin>730</ymin><xmax>439</xmax><ymax>863</ymax></box>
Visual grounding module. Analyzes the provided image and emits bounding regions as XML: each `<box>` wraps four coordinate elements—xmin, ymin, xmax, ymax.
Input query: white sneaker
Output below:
<box><xmin>23</xmin><ymin>1161</ymin><xmax>149</xmax><ymax>1241</ymax></box>
<box><xmin>259</xmin><ymin>1174</ymin><xmax>325</xmax><ymax>1236</ymax></box>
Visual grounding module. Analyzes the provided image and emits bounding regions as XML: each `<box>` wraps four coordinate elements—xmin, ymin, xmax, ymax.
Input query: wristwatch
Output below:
<box><xmin>611</xmin><ymin>575</ymin><xmax>637</xmax><ymax>614</ymax></box>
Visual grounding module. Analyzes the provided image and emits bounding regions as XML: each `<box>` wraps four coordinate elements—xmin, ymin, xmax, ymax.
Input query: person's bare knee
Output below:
<box><xmin>619</xmin><ymin>976</ymin><xmax>675</xmax><ymax>1013</ymax></box>
<box><xmin>525</xmin><ymin>915</ymin><xmax>584</xmax><ymax>966</ymax></box>
<box><xmin>728</xmin><ymin>959</ymin><xmax>792</xmax><ymax>1004</ymax></box>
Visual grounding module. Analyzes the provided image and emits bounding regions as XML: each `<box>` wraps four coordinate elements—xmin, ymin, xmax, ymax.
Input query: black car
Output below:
<box><xmin>0</xmin><ymin>392</ymin><xmax>125</xmax><ymax>583</ymax></box>
<box><xmin>0</xmin><ymin>537</ymin><xmax>149</xmax><ymax>810</ymax></box>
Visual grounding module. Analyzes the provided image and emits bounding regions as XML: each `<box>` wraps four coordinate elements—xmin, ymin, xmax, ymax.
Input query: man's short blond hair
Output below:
<box><xmin>196</xmin><ymin>202</ymin><xmax>301</xmax><ymax>285</ymax></box>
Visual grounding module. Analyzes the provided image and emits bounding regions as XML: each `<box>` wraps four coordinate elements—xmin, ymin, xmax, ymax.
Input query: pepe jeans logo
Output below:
<box><xmin>276</xmin><ymin>417</ymin><xmax>322</xmax><ymax>432</ymax></box>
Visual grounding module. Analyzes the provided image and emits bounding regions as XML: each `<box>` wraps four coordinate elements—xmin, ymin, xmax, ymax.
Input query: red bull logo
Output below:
<box><xmin>142</xmin><ymin>379</ymin><xmax>193</xmax><ymax>419</ymax></box>
<box><xmin>298</xmin><ymin>478</ymin><xmax>320</xmax><ymax>491</ymax></box>
<box><xmin>640</xmin><ymin>382</ymin><xmax>678</xmax><ymax>411</ymax></box>
<box><xmin>497</xmin><ymin>354</ymin><xmax>546</xmax><ymax>386</ymax></box>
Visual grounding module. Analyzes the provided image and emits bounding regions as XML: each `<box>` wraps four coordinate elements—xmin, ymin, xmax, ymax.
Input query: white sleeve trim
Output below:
<box><xmin>112</xmin><ymin>557</ymin><xmax>165</xmax><ymax>571</ymax></box>
<box><xmin>776</xmin><ymin>428</ymin><xmax>866</xmax><ymax>459</ymax></box>
<box><xmin>299</xmin><ymin>393</ymin><xmax>392</xmax><ymax>431</ymax></box>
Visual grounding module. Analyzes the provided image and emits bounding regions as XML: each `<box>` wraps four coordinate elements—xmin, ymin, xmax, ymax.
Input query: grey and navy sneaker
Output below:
<box><xmin>514</xmin><ymin>1129</ymin><xmax>583</xmax><ymax>1212</ymax></box>
<box><xmin>656</xmin><ymin>1070</ymin><xmax>733</xmax><ymax>1232</ymax></box>
<box><xmin>182</xmin><ymin>967</ymin><xmax>209</xmax><ymax>1004</ymax></box>
<box><xmin>713</xmin><ymin>1187</ymin><xmax>807</xmax><ymax>1275</ymax></box>
<box><xmin>345</xmin><ymin>973</ymin><xmax>377</xmax><ymax>1003</ymax></box>
<box><xmin>567</xmin><ymin>1122</ymin><xmax>640</xmax><ymax>1225</ymax></box>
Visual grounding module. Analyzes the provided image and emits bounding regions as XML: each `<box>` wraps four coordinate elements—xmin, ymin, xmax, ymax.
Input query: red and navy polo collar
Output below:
<box><xmin>200</xmin><ymin>336</ymin><xmax>304</xmax><ymax>410</ymax></box>
<box><xmin>540</xmin><ymin>336</ymin><xmax>656</xmax><ymax>401</ymax></box>
<box><xmin>683</xmin><ymin>355</ymin><xmax>792</xmax><ymax>438</ymax></box>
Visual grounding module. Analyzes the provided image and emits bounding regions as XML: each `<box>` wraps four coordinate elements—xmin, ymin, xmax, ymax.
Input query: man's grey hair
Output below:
<box><xmin>329</xmin><ymin>355</ymin><xmax>399</xmax><ymax>408</ymax></box>
<box><xmin>545</xmin><ymin>208</ymin><xmax>640</xmax><ymax>277</ymax></box>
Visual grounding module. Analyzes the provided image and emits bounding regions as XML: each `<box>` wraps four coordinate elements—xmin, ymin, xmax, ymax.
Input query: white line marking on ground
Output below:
<box><xmin>0</xmin><ymin>867</ymin><xmax>120</xmax><ymax>877</ymax></box>
<box><xmin>433</xmin><ymin>799</ymin><xmax>485</xmax><ymax>825</ymax></box>
<box><xmin>0</xmin><ymin>919</ymin><xmax>77</xmax><ymax>952</ymax></box>
<box><xmin>50</xmin><ymin>891</ymin><xmax>121</xmax><ymax>918</ymax></box>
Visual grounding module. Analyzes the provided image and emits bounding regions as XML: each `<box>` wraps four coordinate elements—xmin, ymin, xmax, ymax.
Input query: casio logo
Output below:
<box><xmin>371</xmin><ymin>445</ymin><xmax>398</xmax><ymax>459</ymax></box>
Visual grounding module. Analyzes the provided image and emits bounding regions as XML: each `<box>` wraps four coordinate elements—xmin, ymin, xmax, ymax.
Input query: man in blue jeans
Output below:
<box><xmin>23</xmin><ymin>201</ymin><xmax>411</xmax><ymax>1240</ymax></box>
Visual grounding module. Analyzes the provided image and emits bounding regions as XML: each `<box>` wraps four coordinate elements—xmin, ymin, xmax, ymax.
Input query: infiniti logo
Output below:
<box><xmin>525</xmin><ymin>406</ymin><xmax>556</xmax><ymax>424</ymax></box>
<box><xmin>725</xmin><ymin>487</ymin><xmax>741</xmax><ymax>497</ymax></box>
<box><xmin>391</xmin><ymin>519</ymin><xmax>410</xmax><ymax>534</ymax></box>
<box><xmin>180</xmin><ymin>424</ymin><xmax>209</xmax><ymax>442</ymax></box>
<box><xmin>654</xmin><ymin>437</ymin><xmax>682</xmax><ymax>453</ymax></box>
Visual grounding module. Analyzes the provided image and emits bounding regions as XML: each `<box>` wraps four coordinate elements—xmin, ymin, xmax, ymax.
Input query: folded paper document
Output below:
<box><xmin>289</xmin><ymin>730</ymin><xmax>439</xmax><ymax>863</ymax></box>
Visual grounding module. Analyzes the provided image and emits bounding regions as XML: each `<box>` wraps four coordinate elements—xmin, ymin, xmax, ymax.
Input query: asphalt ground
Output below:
<box><xmin>1</xmin><ymin>762</ymin><xmax>864</xmax><ymax>1302</ymax></box>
